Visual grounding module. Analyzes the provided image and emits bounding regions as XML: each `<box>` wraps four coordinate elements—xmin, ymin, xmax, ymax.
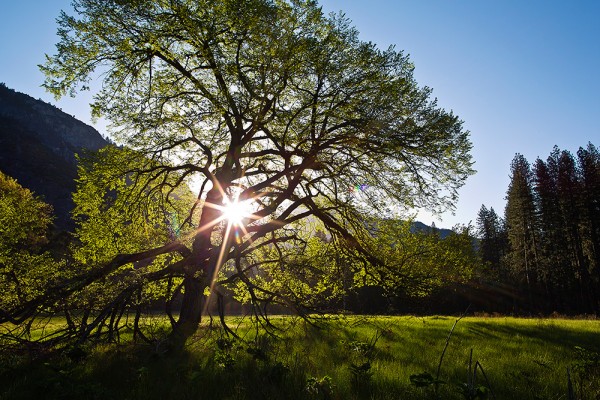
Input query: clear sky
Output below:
<box><xmin>1</xmin><ymin>1</ymin><xmax>599</xmax><ymax>229</ymax></box>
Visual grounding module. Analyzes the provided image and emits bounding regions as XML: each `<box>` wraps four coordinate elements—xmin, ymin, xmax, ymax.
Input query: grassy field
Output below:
<box><xmin>1</xmin><ymin>315</ymin><xmax>599</xmax><ymax>399</ymax></box>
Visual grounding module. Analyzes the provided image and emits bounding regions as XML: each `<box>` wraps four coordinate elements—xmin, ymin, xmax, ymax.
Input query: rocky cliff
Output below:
<box><xmin>0</xmin><ymin>83</ymin><xmax>108</xmax><ymax>229</ymax></box>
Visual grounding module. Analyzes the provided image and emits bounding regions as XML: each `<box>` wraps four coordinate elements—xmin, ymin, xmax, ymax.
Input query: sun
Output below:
<box><xmin>221</xmin><ymin>198</ymin><xmax>253</xmax><ymax>227</ymax></box>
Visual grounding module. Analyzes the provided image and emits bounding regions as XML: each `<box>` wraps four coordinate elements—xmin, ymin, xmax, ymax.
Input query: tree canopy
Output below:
<box><xmin>4</xmin><ymin>0</ymin><xmax>474</xmax><ymax>346</ymax></box>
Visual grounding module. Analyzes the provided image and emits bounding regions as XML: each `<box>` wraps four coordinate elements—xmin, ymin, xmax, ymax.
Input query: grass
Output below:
<box><xmin>1</xmin><ymin>315</ymin><xmax>599</xmax><ymax>399</ymax></box>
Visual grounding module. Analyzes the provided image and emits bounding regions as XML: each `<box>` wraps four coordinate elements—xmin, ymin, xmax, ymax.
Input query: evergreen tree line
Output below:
<box><xmin>477</xmin><ymin>143</ymin><xmax>600</xmax><ymax>314</ymax></box>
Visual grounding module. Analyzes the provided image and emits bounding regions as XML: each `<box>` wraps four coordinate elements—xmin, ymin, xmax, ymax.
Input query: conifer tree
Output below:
<box><xmin>476</xmin><ymin>205</ymin><xmax>507</xmax><ymax>278</ymax></box>
<box><xmin>532</xmin><ymin>156</ymin><xmax>571</xmax><ymax>310</ymax></box>
<box><xmin>504</xmin><ymin>154</ymin><xmax>540</xmax><ymax>310</ymax></box>
<box><xmin>577</xmin><ymin>143</ymin><xmax>600</xmax><ymax>311</ymax></box>
<box><xmin>554</xmin><ymin>149</ymin><xmax>592</xmax><ymax>310</ymax></box>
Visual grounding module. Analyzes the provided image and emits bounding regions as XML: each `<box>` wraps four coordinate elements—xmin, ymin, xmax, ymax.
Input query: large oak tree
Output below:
<box><xmin>4</xmin><ymin>0</ymin><xmax>473</xmax><ymax>347</ymax></box>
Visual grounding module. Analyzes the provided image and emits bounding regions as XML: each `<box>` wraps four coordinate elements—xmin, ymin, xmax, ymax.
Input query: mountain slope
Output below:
<box><xmin>0</xmin><ymin>83</ymin><xmax>108</xmax><ymax>229</ymax></box>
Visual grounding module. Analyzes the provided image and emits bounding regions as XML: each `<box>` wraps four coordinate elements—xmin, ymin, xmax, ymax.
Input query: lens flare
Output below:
<box><xmin>221</xmin><ymin>198</ymin><xmax>253</xmax><ymax>227</ymax></box>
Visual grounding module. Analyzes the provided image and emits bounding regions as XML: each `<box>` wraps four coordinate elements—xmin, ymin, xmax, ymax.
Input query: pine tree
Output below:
<box><xmin>554</xmin><ymin>149</ymin><xmax>591</xmax><ymax>311</ymax></box>
<box><xmin>533</xmin><ymin>155</ymin><xmax>572</xmax><ymax>311</ymax></box>
<box><xmin>504</xmin><ymin>154</ymin><xmax>540</xmax><ymax>310</ymax></box>
<box><xmin>476</xmin><ymin>205</ymin><xmax>507</xmax><ymax>278</ymax></box>
<box><xmin>577</xmin><ymin>143</ymin><xmax>600</xmax><ymax>311</ymax></box>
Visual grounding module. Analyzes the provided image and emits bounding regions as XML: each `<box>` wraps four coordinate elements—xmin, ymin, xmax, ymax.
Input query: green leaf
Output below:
<box><xmin>409</xmin><ymin>372</ymin><xmax>445</xmax><ymax>388</ymax></box>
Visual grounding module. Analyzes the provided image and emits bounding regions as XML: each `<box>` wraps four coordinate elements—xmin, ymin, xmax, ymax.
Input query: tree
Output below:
<box><xmin>532</xmin><ymin>155</ymin><xmax>572</xmax><ymax>310</ymax></box>
<box><xmin>475</xmin><ymin>205</ymin><xmax>506</xmax><ymax>278</ymax></box>
<box><xmin>504</xmin><ymin>154</ymin><xmax>540</xmax><ymax>309</ymax></box>
<box><xmin>64</xmin><ymin>146</ymin><xmax>199</xmax><ymax>341</ymax></box>
<box><xmin>5</xmin><ymin>0</ymin><xmax>473</xmax><ymax>347</ymax></box>
<box><xmin>0</xmin><ymin>171</ymin><xmax>60</xmax><ymax>318</ymax></box>
<box><xmin>259</xmin><ymin>218</ymin><xmax>479</xmax><ymax>313</ymax></box>
<box><xmin>364</xmin><ymin>219</ymin><xmax>479</xmax><ymax>298</ymax></box>
<box><xmin>553</xmin><ymin>149</ymin><xmax>593</xmax><ymax>311</ymax></box>
<box><xmin>577</xmin><ymin>143</ymin><xmax>600</xmax><ymax>311</ymax></box>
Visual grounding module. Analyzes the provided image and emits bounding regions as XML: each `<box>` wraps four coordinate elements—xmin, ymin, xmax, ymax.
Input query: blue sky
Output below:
<box><xmin>1</xmin><ymin>1</ymin><xmax>599</xmax><ymax>228</ymax></box>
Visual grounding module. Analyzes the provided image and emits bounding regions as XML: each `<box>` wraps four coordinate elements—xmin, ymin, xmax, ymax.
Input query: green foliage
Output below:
<box><xmin>305</xmin><ymin>375</ymin><xmax>335</xmax><ymax>400</ymax></box>
<box><xmin>214</xmin><ymin>351</ymin><xmax>236</xmax><ymax>370</ymax></box>
<box><xmin>225</xmin><ymin>218</ymin><xmax>479</xmax><ymax>312</ymax></box>
<box><xmin>349</xmin><ymin>361</ymin><xmax>373</xmax><ymax>392</ymax></box>
<box><xmin>73</xmin><ymin>146</ymin><xmax>194</xmax><ymax>265</ymax></box>
<box><xmin>213</xmin><ymin>336</ymin><xmax>237</xmax><ymax>370</ymax></box>
<box><xmin>504</xmin><ymin>154</ymin><xmax>539</xmax><ymax>286</ymax></box>
<box><xmin>570</xmin><ymin>346</ymin><xmax>600</xmax><ymax>399</ymax></box>
<box><xmin>454</xmin><ymin>350</ymin><xmax>493</xmax><ymax>400</ymax></box>
<box><xmin>360</xmin><ymin>220</ymin><xmax>479</xmax><ymax>297</ymax></box>
<box><xmin>456</xmin><ymin>382</ymin><xmax>489</xmax><ymax>400</ymax></box>
<box><xmin>0</xmin><ymin>171</ymin><xmax>53</xmax><ymax>251</ymax></box>
<box><xmin>340</xmin><ymin>332</ymin><xmax>379</xmax><ymax>393</ymax></box>
<box><xmin>572</xmin><ymin>346</ymin><xmax>600</xmax><ymax>382</ymax></box>
<box><xmin>70</xmin><ymin>145</ymin><xmax>195</xmax><ymax>309</ymax></box>
<box><xmin>476</xmin><ymin>205</ymin><xmax>506</xmax><ymax>278</ymax></box>
<box><xmin>226</xmin><ymin>220</ymin><xmax>349</xmax><ymax>310</ymax></box>
<box><xmin>410</xmin><ymin>371</ymin><xmax>446</xmax><ymax>388</ymax></box>
<box><xmin>0</xmin><ymin>171</ymin><xmax>62</xmax><ymax>313</ymax></box>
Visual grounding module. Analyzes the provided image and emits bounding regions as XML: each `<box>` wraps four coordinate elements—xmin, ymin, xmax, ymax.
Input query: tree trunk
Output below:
<box><xmin>169</xmin><ymin>275</ymin><xmax>206</xmax><ymax>349</ymax></box>
<box><xmin>167</xmin><ymin>173</ymin><xmax>237</xmax><ymax>349</ymax></box>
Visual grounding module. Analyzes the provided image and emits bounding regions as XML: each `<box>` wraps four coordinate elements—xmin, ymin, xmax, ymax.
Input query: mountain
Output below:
<box><xmin>0</xmin><ymin>83</ymin><xmax>108</xmax><ymax>230</ymax></box>
<box><xmin>410</xmin><ymin>221</ymin><xmax>454</xmax><ymax>239</ymax></box>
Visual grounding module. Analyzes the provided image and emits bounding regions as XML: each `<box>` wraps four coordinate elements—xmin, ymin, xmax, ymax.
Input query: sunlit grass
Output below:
<box><xmin>1</xmin><ymin>315</ymin><xmax>599</xmax><ymax>399</ymax></box>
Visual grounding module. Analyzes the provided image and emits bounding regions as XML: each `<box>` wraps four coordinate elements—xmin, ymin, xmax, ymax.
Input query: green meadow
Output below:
<box><xmin>1</xmin><ymin>315</ymin><xmax>599</xmax><ymax>400</ymax></box>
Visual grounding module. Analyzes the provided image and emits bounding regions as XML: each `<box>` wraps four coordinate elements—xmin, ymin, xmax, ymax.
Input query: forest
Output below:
<box><xmin>476</xmin><ymin>143</ymin><xmax>600</xmax><ymax>315</ymax></box>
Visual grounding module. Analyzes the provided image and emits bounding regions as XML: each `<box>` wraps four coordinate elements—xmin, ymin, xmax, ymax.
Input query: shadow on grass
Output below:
<box><xmin>466</xmin><ymin>319</ymin><xmax>600</xmax><ymax>351</ymax></box>
<box><xmin>1</xmin><ymin>317</ymin><xmax>598</xmax><ymax>400</ymax></box>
